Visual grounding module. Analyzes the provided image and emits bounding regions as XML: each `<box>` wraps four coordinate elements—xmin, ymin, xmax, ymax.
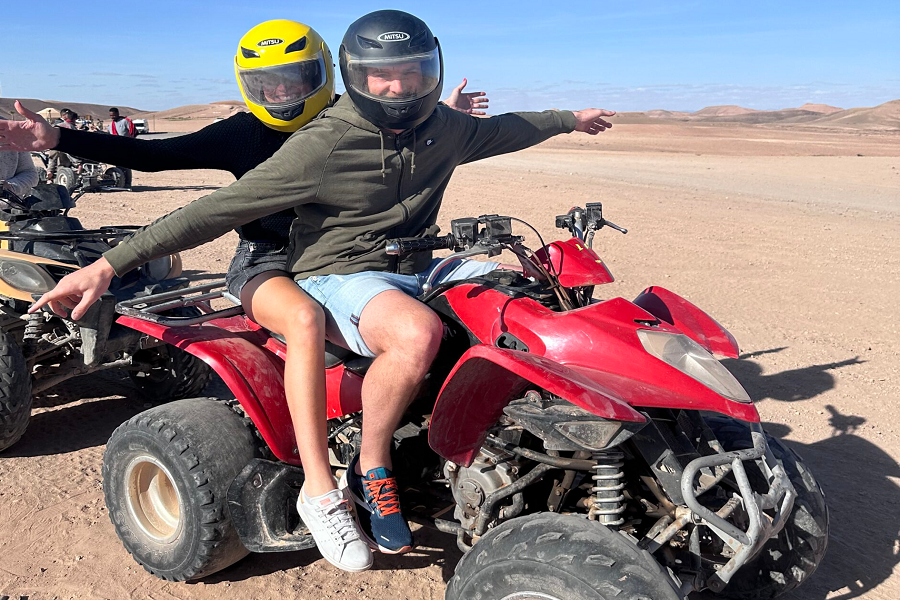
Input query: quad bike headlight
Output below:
<box><xmin>553</xmin><ymin>420</ymin><xmax>624</xmax><ymax>451</ymax></box>
<box><xmin>0</xmin><ymin>258</ymin><xmax>57</xmax><ymax>294</ymax></box>
<box><xmin>637</xmin><ymin>329</ymin><xmax>751</xmax><ymax>403</ymax></box>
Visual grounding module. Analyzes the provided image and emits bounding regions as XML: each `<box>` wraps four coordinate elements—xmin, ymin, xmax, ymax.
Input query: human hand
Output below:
<box><xmin>29</xmin><ymin>257</ymin><xmax>116</xmax><ymax>320</ymax></box>
<box><xmin>0</xmin><ymin>180</ymin><xmax>9</xmax><ymax>192</ymax></box>
<box><xmin>0</xmin><ymin>101</ymin><xmax>62</xmax><ymax>152</ymax></box>
<box><xmin>571</xmin><ymin>109</ymin><xmax>616</xmax><ymax>135</ymax></box>
<box><xmin>443</xmin><ymin>78</ymin><xmax>490</xmax><ymax>115</ymax></box>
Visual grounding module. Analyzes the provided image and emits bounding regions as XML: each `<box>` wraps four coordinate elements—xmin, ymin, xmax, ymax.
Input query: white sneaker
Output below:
<box><xmin>296</xmin><ymin>486</ymin><xmax>373</xmax><ymax>572</ymax></box>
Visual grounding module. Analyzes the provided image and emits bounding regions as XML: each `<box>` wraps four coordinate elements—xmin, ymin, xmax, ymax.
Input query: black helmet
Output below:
<box><xmin>339</xmin><ymin>10</ymin><xmax>443</xmax><ymax>130</ymax></box>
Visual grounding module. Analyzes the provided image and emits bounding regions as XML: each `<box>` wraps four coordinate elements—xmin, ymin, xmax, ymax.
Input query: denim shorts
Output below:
<box><xmin>225</xmin><ymin>240</ymin><xmax>290</xmax><ymax>297</ymax></box>
<box><xmin>298</xmin><ymin>259</ymin><xmax>499</xmax><ymax>357</ymax></box>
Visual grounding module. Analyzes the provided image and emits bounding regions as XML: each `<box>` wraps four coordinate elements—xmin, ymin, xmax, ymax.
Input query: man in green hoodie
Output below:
<box><xmin>32</xmin><ymin>10</ymin><xmax>615</xmax><ymax>553</ymax></box>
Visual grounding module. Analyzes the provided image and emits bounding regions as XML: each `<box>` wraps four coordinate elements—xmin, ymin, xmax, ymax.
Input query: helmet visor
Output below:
<box><xmin>238</xmin><ymin>52</ymin><xmax>327</xmax><ymax>108</ymax></box>
<box><xmin>344</xmin><ymin>48</ymin><xmax>440</xmax><ymax>103</ymax></box>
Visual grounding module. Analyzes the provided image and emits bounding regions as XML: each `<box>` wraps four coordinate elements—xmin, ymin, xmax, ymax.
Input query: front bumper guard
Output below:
<box><xmin>680</xmin><ymin>423</ymin><xmax>796</xmax><ymax>592</ymax></box>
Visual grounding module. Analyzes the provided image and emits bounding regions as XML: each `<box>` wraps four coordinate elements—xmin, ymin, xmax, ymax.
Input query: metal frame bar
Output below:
<box><xmin>678</xmin><ymin>423</ymin><xmax>797</xmax><ymax>591</ymax></box>
<box><xmin>115</xmin><ymin>279</ymin><xmax>245</xmax><ymax>326</ymax></box>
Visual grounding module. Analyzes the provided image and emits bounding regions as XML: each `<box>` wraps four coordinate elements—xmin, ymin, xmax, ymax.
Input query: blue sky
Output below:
<box><xmin>2</xmin><ymin>1</ymin><xmax>897</xmax><ymax>113</ymax></box>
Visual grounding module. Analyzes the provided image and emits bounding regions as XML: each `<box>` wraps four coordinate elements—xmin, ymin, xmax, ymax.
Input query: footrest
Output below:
<box><xmin>227</xmin><ymin>458</ymin><xmax>317</xmax><ymax>553</ymax></box>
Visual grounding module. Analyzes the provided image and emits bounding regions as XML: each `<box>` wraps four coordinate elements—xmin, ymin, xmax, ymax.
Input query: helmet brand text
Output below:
<box><xmin>257</xmin><ymin>38</ymin><xmax>284</xmax><ymax>47</ymax></box>
<box><xmin>377</xmin><ymin>32</ymin><xmax>411</xmax><ymax>42</ymax></box>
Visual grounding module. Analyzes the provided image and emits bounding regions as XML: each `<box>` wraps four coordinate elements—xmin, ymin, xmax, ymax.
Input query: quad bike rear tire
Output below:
<box><xmin>128</xmin><ymin>308</ymin><xmax>212</xmax><ymax>401</ymax></box>
<box><xmin>446</xmin><ymin>513</ymin><xmax>684</xmax><ymax>600</ymax></box>
<box><xmin>104</xmin><ymin>167</ymin><xmax>127</xmax><ymax>188</ymax></box>
<box><xmin>103</xmin><ymin>398</ymin><xmax>261</xmax><ymax>580</ymax></box>
<box><xmin>54</xmin><ymin>167</ymin><xmax>77</xmax><ymax>193</ymax></box>
<box><xmin>121</xmin><ymin>167</ymin><xmax>134</xmax><ymax>188</ymax></box>
<box><xmin>704</xmin><ymin>416</ymin><xmax>829</xmax><ymax>600</ymax></box>
<box><xmin>0</xmin><ymin>331</ymin><xmax>32</xmax><ymax>452</ymax></box>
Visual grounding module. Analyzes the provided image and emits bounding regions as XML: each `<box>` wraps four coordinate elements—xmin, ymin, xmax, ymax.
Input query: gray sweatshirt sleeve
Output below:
<box><xmin>6</xmin><ymin>152</ymin><xmax>39</xmax><ymax>198</ymax></box>
<box><xmin>457</xmin><ymin>109</ymin><xmax>577</xmax><ymax>165</ymax></box>
<box><xmin>103</xmin><ymin>126</ymin><xmax>334</xmax><ymax>275</ymax></box>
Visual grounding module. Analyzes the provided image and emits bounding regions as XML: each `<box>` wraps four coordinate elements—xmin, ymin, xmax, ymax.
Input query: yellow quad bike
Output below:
<box><xmin>0</xmin><ymin>183</ymin><xmax>211</xmax><ymax>452</ymax></box>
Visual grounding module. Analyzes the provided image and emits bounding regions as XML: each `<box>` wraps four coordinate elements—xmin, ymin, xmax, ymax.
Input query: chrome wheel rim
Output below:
<box><xmin>124</xmin><ymin>454</ymin><xmax>183</xmax><ymax>543</ymax></box>
<box><xmin>501</xmin><ymin>594</ymin><xmax>562</xmax><ymax>600</ymax></box>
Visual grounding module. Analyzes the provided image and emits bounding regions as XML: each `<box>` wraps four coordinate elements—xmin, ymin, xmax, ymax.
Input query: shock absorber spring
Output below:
<box><xmin>589</xmin><ymin>450</ymin><xmax>626</xmax><ymax>526</ymax></box>
<box><xmin>23</xmin><ymin>313</ymin><xmax>44</xmax><ymax>342</ymax></box>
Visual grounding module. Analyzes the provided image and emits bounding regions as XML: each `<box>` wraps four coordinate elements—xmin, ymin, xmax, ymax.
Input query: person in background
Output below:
<box><xmin>0</xmin><ymin>116</ymin><xmax>39</xmax><ymax>199</ymax></box>
<box><xmin>46</xmin><ymin>108</ymin><xmax>78</xmax><ymax>180</ymax></box>
<box><xmin>107</xmin><ymin>107</ymin><xmax>136</xmax><ymax>137</ymax></box>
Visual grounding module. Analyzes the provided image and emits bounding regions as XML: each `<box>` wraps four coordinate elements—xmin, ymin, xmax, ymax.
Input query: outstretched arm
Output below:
<box><xmin>0</xmin><ymin>101</ymin><xmax>247</xmax><ymax>176</ymax></box>
<box><xmin>458</xmin><ymin>106</ymin><xmax>615</xmax><ymax>164</ymax></box>
<box><xmin>31</xmin><ymin>125</ymin><xmax>335</xmax><ymax>319</ymax></box>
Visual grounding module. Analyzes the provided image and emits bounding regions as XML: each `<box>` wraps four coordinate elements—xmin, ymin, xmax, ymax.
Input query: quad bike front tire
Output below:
<box><xmin>54</xmin><ymin>167</ymin><xmax>77</xmax><ymax>193</ymax></box>
<box><xmin>103</xmin><ymin>398</ymin><xmax>261</xmax><ymax>580</ymax></box>
<box><xmin>0</xmin><ymin>330</ymin><xmax>32</xmax><ymax>452</ymax></box>
<box><xmin>128</xmin><ymin>308</ymin><xmax>212</xmax><ymax>401</ymax></box>
<box><xmin>704</xmin><ymin>416</ymin><xmax>829</xmax><ymax>600</ymax></box>
<box><xmin>446</xmin><ymin>513</ymin><xmax>684</xmax><ymax>600</ymax></box>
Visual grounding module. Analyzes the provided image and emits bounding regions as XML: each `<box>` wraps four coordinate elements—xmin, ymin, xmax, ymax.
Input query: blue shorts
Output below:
<box><xmin>298</xmin><ymin>259</ymin><xmax>498</xmax><ymax>357</ymax></box>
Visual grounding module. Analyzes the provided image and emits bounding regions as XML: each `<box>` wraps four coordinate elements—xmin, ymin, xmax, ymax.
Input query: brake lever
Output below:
<box><xmin>601</xmin><ymin>219</ymin><xmax>628</xmax><ymax>234</ymax></box>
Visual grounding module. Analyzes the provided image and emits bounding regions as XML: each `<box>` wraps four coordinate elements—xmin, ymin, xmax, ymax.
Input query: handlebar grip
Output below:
<box><xmin>385</xmin><ymin>235</ymin><xmax>455</xmax><ymax>256</ymax></box>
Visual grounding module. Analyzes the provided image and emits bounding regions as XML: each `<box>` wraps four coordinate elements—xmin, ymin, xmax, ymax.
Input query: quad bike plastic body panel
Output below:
<box><xmin>115</xmin><ymin>314</ymin><xmax>362</xmax><ymax>466</ymax></box>
<box><xmin>633</xmin><ymin>285</ymin><xmax>740</xmax><ymax>359</ymax></box>
<box><xmin>429</xmin><ymin>344</ymin><xmax>646</xmax><ymax>466</ymax></box>
<box><xmin>533</xmin><ymin>238</ymin><xmax>615</xmax><ymax>288</ymax></box>
<box><xmin>433</xmin><ymin>284</ymin><xmax>758</xmax><ymax>443</ymax></box>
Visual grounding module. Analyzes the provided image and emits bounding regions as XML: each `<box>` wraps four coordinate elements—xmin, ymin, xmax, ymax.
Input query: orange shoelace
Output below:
<box><xmin>363</xmin><ymin>476</ymin><xmax>401</xmax><ymax>516</ymax></box>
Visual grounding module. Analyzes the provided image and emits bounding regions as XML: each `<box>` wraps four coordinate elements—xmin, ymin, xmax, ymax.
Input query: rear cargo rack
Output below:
<box><xmin>116</xmin><ymin>280</ymin><xmax>244</xmax><ymax>326</ymax></box>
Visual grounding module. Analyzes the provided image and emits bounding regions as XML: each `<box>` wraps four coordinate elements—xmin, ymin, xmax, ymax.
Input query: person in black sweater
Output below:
<box><xmin>1</xmin><ymin>18</ymin><xmax>489</xmax><ymax>570</ymax></box>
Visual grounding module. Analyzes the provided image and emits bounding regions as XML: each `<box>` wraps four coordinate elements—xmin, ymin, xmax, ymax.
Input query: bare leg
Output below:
<box><xmin>356</xmin><ymin>290</ymin><xmax>443</xmax><ymax>473</ymax></box>
<box><xmin>241</xmin><ymin>272</ymin><xmax>334</xmax><ymax>497</ymax></box>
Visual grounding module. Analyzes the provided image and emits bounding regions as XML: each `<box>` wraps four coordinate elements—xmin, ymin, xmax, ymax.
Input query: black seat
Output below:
<box><xmin>268</xmin><ymin>332</ymin><xmax>373</xmax><ymax>374</ymax></box>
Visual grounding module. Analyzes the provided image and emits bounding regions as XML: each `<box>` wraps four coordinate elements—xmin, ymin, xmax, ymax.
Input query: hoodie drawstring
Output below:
<box><xmin>379</xmin><ymin>131</ymin><xmax>387</xmax><ymax>183</ymax></box>
<box><xmin>410</xmin><ymin>128</ymin><xmax>416</xmax><ymax>179</ymax></box>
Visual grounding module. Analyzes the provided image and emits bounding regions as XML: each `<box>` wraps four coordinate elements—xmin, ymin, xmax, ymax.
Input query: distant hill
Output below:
<box><xmin>796</xmin><ymin>103</ymin><xmax>843</xmax><ymax>114</ymax></box>
<box><xmin>693</xmin><ymin>105</ymin><xmax>759</xmax><ymax>117</ymax></box>
<box><xmin>0</xmin><ymin>98</ymin><xmax>142</xmax><ymax>120</ymax></box>
<box><xmin>134</xmin><ymin>102</ymin><xmax>247</xmax><ymax>120</ymax></box>
<box><xmin>638</xmin><ymin>100</ymin><xmax>897</xmax><ymax>130</ymax></box>
<box><xmin>800</xmin><ymin>100</ymin><xmax>900</xmax><ymax>130</ymax></box>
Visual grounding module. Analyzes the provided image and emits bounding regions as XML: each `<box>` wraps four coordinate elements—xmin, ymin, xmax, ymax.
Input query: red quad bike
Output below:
<box><xmin>103</xmin><ymin>204</ymin><xmax>828</xmax><ymax>600</ymax></box>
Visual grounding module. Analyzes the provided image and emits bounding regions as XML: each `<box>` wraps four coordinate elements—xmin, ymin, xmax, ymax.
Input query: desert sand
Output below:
<box><xmin>0</xmin><ymin>118</ymin><xmax>898</xmax><ymax>600</ymax></box>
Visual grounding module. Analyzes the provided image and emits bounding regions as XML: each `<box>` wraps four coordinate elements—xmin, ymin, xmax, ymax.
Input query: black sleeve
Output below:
<box><xmin>54</xmin><ymin>115</ymin><xmax>249</xmax><ymax>177</ymax></box>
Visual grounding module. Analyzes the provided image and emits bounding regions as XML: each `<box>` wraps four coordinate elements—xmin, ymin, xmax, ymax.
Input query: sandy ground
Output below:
<box><xmin>1</xmin><ymin>122</ymin><xmax>899</xmax><ymax>600</ymax></box>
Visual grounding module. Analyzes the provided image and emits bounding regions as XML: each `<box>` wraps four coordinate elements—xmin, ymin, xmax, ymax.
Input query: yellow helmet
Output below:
<box><xmin>234</xmin><ymin>20</ymin><xmax>335</xmax><ymax>132</ymax></box>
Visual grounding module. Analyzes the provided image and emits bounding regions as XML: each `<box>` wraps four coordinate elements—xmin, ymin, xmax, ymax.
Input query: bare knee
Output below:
<box><xmin>285</xmin><ymin>301</ymin><xmax>325</xmax><ymax>339</ymax></box>
<box><xmin>391</xmin><ymin>310</ymin><xmax>443</xmax><ymax>357</ymax></box>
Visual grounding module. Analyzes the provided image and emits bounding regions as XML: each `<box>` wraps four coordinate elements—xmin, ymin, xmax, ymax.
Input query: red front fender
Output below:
<box><xmin>633</xmin><ymin>286</ymin><xmax>740</xmax><ymax>358</ymax></box>
<box><xmin>429</xmin><ymin>345</ymin><xmax>646</xmax><ymax>466</ymax></box>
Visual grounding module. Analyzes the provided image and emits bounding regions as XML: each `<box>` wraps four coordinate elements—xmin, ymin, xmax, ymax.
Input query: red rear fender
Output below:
<box><xmin>429</xmin><ymin>344</ymin><xmax>645</xmax><ymax>466</ymax></box>
<box><xmin>633</xmin><ymin>287</ymin><xmax>740</xmax><ymax>358</ymax></box>
<box><xmin>116</xmin><ymin>315</ymin><xmax>301</xmax><ymax>463</ymax></box>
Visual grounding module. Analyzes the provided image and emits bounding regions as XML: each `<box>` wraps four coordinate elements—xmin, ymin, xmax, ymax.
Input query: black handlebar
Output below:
<box><xmin>385</xmin><ymin>234</ymin><xmax>456</xmax><ymax>256</ymax></box>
